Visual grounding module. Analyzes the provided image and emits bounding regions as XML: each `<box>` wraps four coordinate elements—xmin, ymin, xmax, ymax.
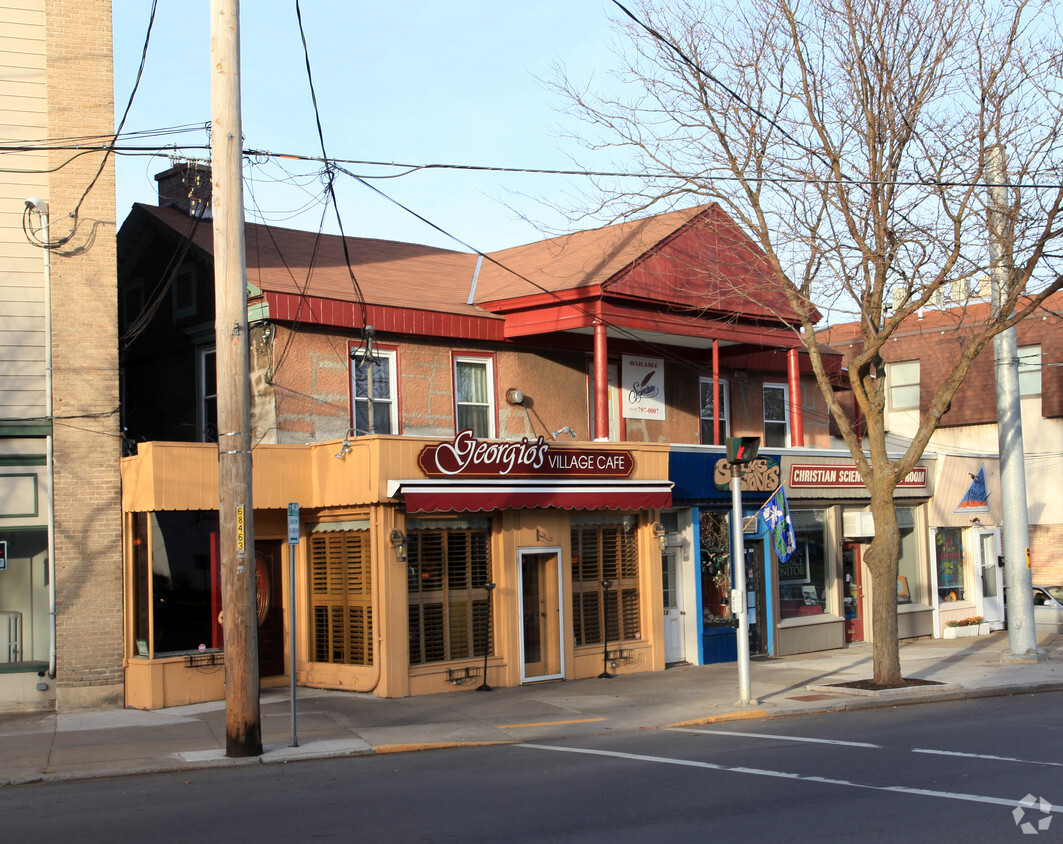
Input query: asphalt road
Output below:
<box><xmin>3</xmin><ymin>691</ymin><xmax>1061</xmax><ymax>843</ymax></box>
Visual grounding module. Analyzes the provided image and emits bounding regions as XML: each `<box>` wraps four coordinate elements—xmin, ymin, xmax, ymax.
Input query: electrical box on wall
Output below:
<box><xmin>843</xmin><ymin>510</ymin><xmax>875</xmax><ymax>538</ymax></box>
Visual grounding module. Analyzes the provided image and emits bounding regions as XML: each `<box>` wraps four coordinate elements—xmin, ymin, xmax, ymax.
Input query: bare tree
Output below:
<box><xmin>558</xmin><ymin>0</ymin><xmax>1063</xmax><ymax>684</ymax></box>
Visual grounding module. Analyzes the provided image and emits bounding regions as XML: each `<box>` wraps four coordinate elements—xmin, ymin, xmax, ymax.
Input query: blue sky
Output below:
<box><xmin>112</xmin><ymin>1</ymin><xmax>627</xmax><ymax>252</ymax></box>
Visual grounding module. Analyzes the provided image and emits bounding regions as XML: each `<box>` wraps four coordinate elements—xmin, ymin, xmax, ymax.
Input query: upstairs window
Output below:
<box><xmin>699</xmin><ymin>378</ymin><xmax>730</xmax><ymax>445</ymax></box>
<box><xmin>763</xmin><ymin>383</ymin><xmax>790</xmax><ymax>448</ymax></box>
<box><xmin>351</xmin><ymin>348</ymin><xmax>397</xmax><ymax>435</ymax></box>
<box><xmin>887</xmin><ymin>360</ymin><xmax>920</xmax><ymax>411</ymax></box>
<box><xmin>454</xmin><ymin>355</ymin><xmax>495</xmax><ymax>438</ymax></box>
<box><xmin>197</xmin><ymin>347</ymin><xmax>217</xmax><ymax>442</ymax></box>
<box><xmin>1018</xmin><ymin>345</ymin><xmax>1042</xmax><ymax>397</ymax></box>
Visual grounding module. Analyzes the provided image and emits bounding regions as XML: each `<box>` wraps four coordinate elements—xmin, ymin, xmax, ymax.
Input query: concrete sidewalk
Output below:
<box><xmin>2</xmin><ymin>631</ymin><xmax>1061</xmax><ymax>787</ymax></box>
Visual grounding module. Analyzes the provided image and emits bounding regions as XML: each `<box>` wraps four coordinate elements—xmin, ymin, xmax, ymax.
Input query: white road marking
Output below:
<box><xmin>519</xmin><ymin>743</ymin><xmax>1063</xmax><ymax>813</ymax></box>
<box><xmin>670</xmin><ymin>727</ymin><xmax>881</xmax><ymax>748</ymax></box>
<box><xmin>913</xmin><ymin>748</ymin><xmax>1063</xmax><ymax>767</ymax></box>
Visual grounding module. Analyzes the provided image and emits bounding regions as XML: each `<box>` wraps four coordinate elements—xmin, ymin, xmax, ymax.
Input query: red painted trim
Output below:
<box><xmin>594</xmin><ymin>318</ymin><xmax>608</xmax><ymax>440</ymax></box>
<box><xmin>713</xmin><ymin>340</ymin><xmax>720</xmax><ymax>445</ymax></box>
<box><xmin>402</xmin><ymin>486</ymin><xmax>673</xmax><ymax>514</ymax></box>
<box><xmin>788</xmin><ymin>348</ymin><xmax>804</xmax><ymax>446</ymax></box>
<box><xmin>264</xmin><ymin>292</ymin><xmax>506</xmax><ymax>342</ymax></box>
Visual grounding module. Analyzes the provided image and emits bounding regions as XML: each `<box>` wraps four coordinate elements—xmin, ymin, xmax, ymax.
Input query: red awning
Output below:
<box><xmin>387</xmin><ymin>479</ymin><xmax>673</xmax><ymax>515</ymax></box>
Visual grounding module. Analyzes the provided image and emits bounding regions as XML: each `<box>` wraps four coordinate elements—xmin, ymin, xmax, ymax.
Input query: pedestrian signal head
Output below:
<box><xmin>726</xmin><ymin>436</ymin><xmax>761</xmax><ymax>464</ymax></box>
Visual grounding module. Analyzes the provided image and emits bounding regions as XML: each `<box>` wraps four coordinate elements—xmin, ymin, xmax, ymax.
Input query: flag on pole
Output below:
<box><xmin>758</xmin><ymin>487</ymin><xmax>797</xmax><ymax>563</ymax></box>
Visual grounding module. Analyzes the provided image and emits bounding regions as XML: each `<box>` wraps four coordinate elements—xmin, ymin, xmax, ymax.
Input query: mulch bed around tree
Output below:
<box><xmin>828</xmin><ymin>677</ymin><xmax>945</xmax><ymax>691</ymax></box>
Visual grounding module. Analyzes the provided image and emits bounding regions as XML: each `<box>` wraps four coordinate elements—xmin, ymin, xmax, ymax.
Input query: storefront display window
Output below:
<box><xmin>896</xmin><ymin>507</ymin><xmax>922</xmax><ymax>604</ymax></box>
<box><xmin>309</xmin><ymin>529</ymin><xmax>372</xmax><ymax>665</ymax></box>
<box><xmin>571</xmin><ymin>519</ymin><xmax>640</xmax><ymax>646</ymax></box>
<box><xmin>699</xmin><ymin>512</ymin><xmax>732</xmax><ymax>626</ymax></box>
<box><xmin>142</xmin><ymin>511</ymin><xmax>218</xmax><ymax>656</ymax></box>
<box><xmin>779</xmin><ymin>509</ymin><xmax>827</xmax><ymax>619</ymax></box>
<box><xmin>407</xmin><ymin>519</ymin><xmax>492</xmax><ymax>664</ymax></box>
<box><xmin>0</xmin><ymin>528</ymin><xmax>49</xmax><ymax>664</ymax></box>
<box><xmin>936</xmin><ymin>527</ymin><xmax>965</xmax><ymax>601</ymax></box>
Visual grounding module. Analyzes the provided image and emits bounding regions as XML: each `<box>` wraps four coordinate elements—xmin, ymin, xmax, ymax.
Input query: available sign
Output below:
<box><xmin>418</xmin><ymin>430</ymin><xmax>634</xmax><ymax>479</ymax></box>
<box><xmin>621</xmin><ymin>355</ymin><xmax>665</xmax><ymax>420</ymax></box>
<box><xmin>788</xmin><ymin>464</ymin><xmax>928</xmax><ymax>489</ymax></box>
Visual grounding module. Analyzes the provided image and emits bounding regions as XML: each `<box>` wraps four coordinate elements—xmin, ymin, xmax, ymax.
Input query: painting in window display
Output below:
<box><xmin>778</xmin><ymin>509</ymin><xmax>827</xmax><ymax>619</ymax></box>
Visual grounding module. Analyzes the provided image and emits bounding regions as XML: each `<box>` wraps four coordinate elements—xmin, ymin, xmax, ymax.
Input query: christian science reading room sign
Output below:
<box><xmin>417</xmin><ymin>430</ymin><xmax>634</xmax><ymax>478</ymax></box>
<box><xmin>788</xmin><ymin>464</ymin><xmax>928</xmax><ymax>488</ymax></box>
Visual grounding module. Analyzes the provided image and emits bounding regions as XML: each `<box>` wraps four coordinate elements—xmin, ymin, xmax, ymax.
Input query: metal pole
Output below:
<box><xmin>476</xmin><ymin>582</ymin><xmax>495</xmax><ymax>691</ymax></box>
<box><xmin>289</xmin><ymin>541</ymin><xmax>298</xmax><ymax>746</ymax></box>
<box><xmin>211</xmin><ymin>0</ymin><xmax>261</xmax><ymax>757</ymax></box>
<box><xmin>598</xmin><ymin>579</ymin><xmax>614</xmax><ymax>678</ymax></box>
<box><xmin>986</xmin><ymin>145</ymin><xmax>1037</xmax><ymax>658</ymax></box>
<box><xmin>732</xmin><ymin>466</ymin><xmax>754</xmax><ymax>704</ymax></box>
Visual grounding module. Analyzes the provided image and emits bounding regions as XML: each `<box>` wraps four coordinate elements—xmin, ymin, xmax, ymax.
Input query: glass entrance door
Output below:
<box><xmin>519</xmin><ymin>549</ymin><xmax>563</xmax><ymax>682</ymax></box>
<box><xmin>979</xmin><ymin>532</ymin><xmax>1004</xmax><ymax>629</ymax></box>
<box><xmin>842</xmin><ymin>542</ymin><xmax>865</xmax><ymax>643</ymax></box>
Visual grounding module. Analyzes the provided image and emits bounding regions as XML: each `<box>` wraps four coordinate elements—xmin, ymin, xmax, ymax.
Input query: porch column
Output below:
<box><xmin>594</xmin><ymin>318</ymin><xmax>609</xmax><ymax>440</ymax></box>
<box><xmin>712</xmin><ymin>339</ymin><xmax>720</xmax><ymax>444</ymax></box>
<box><xmin>787</xmin><ymin>347</ymin><xmax>804</xmax><ymax>446</ymax></box>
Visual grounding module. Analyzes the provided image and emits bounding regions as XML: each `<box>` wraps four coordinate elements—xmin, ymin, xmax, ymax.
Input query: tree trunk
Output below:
<box><xmin>864</xmin><ymin>488</ymin><xmax>902</xmax><ymax>685</ymax></box>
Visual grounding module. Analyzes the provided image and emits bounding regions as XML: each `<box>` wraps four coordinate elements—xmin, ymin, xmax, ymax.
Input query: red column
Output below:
<box><xmin>712</xmin><ymin>339</ymin><xmax>720</xmax><ymax>444</ymax></box>
<box><xmin>594</xmin><ymin>319</ymin><xmax>609</xmax><ymax>440</ymax></box>
<box><xmin>788</xmin><ymin>347</ymin><xmax>804</xmax><ymax>446</ymax></box>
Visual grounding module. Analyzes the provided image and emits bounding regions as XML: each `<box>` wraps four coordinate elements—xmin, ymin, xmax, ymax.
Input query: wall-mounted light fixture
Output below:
<box><xmin>334</xmin><ymin>428</ymin><xmax>353</xmax><ymax>459</ymax></box>
<box><xmin>506</xmin><ymin>388</ymin><xmax>525</xmax><ymax>405</ymax></box>
<box><xmin>390</xmin><ymin>529</ymin><xmax>408</xmax><ymax>562</ymax></box>
<box><xmin>551</xmin><ymin>426</ymin><xmax>577</xmax><ymax>438</ymax></box>
<box><xmin>621</xmin><ymin>514</ymin><xmax>634</xmax><ymax>533</ymax></box>
<box><xmin>653</xmin><ymin>522</ymin><xmax>667</xmax><ymax>550</ymax></box>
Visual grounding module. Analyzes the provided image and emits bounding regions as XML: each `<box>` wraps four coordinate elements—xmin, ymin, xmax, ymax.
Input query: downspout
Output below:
<box><xmin>26</xmin><ymin>198</ymin><xmax>56</xmax><ymax>679</ymax></box>
<box><xmin>593</xmin><ymin>317</ymin><xmax>609</xmax><ymax>441</ymax></box>
<box><xmin>787</xmin><ymin>347</ymin><xmax>804</xmax><ymax>447</ymax></box>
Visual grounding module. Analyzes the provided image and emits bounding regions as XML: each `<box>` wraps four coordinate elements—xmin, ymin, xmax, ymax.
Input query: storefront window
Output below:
<box><xmin>779</xmin><ymin>509</ymin><xmax>827</xmax><ymax>619</ymax></box>
<box><xmin>896</xmin><ymin>507</ymin><xmax>922</xmax><ymax>604</ymax></box>
<box><xmin>407</xmin><ymin>519</ymin><xmax>492</xmax><ymax>664</ymax></box>
<box><xmin>309</xmin><ymin>530</ymin><xmax>373</xmax><ymax>665</ymax></box>
<box><xmin>571</xmin><ymin>520</ymin><xmax>640</xmax><ymax>645</ymax></box>
<box><xmin>146</xmin><ymin>511</ymin><xmax>218</xmax><ymax>655</ymax></box>
<box><xmin>936</xmin><ymin>527</ymin><xmax>965</xmax><ymax>601</ymax></box>
<box><xmin>699</xmin><ymin>512</ymin><xmax>732</xmax><ymax>626</ymax></box>
<box><xmin>0</xmin><ymin>528</ymin><xmax>49</xmax><ymax>664</ymax></box>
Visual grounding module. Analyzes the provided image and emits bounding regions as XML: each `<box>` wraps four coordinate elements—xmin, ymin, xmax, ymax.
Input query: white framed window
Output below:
<box><xmin>454</xmin><ymin>355</ymin><xmax>495</xmax><ymax>438</ymax></box>
<box><xmin>763</xmin><ymin>383</ymin><xmax>790</xmax><ymax>448</ymax></box>
<box><xmin>351</xmin><ymin>349</ymin><xmax>397</xmax><ymax>435</ymax></box>
<box><xmin>699</xmin><ymin>377</ymin><xmax>729</xmax><ymax>444</ymax></box>
<box><xmin>197</xmin><ymin>346</ymin><xmax>217</xmax><ymax>442</ymax></box>
<box><xmin>887</xmin><ymin>360</ymin><xmax>920</xmax><ymax>411</ymax></box>
<box><xmin>1018</xmin><ymin>345</ymin><xmax>1042</xmax><ymax>397</ymax></box>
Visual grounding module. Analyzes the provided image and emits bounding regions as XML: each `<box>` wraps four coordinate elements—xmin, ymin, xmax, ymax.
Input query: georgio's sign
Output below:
<box><xmin>621</xmin><ymin>355</ymin><xmax>665</xmax><ymax>420</ymax></box>
<box><xmin>418</xmin><ymin>430</ymin><xmax>634</xmax><ymax>478</ymax></box>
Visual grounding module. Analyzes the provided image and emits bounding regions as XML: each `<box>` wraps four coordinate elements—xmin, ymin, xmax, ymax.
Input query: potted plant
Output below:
<box><xmin>943</xmin><ymin>616</ymin><xmax>990</xmax><ymax>638</ymax></box>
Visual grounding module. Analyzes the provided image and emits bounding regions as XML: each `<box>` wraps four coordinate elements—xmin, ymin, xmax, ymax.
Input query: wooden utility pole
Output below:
<box><xmin>211</xmin><ymin>0</ymin><xmax>261</xmax><ymax>757</ymax></box>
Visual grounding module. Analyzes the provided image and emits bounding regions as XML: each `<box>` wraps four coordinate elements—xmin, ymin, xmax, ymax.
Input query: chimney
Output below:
<box><xmin>155</xmin><ymin>162</ymin><xmax>213</xmax><ymax>218</ymax></box>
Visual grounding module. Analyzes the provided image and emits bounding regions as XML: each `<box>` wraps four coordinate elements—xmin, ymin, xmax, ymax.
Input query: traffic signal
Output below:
<box><xmin>726</xmin><ymin>436</ymin><xmax>761</xmax><ymax>464</ymax></box>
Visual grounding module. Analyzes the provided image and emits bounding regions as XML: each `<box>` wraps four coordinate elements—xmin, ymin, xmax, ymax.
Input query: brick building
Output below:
<box><xmin>116</xmin><ymin>165</ymin><xmax>956</xmax><ymax>708</ymax></box>
<box><xmin>820</xmin><ymin>294</ymin><xmax>1063</xmax><ymax>627</ymax></box>
<box><xmin>0</xmin><ymin>0</ymin><xmax>123</xmax><ymax>710</ymax></box>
